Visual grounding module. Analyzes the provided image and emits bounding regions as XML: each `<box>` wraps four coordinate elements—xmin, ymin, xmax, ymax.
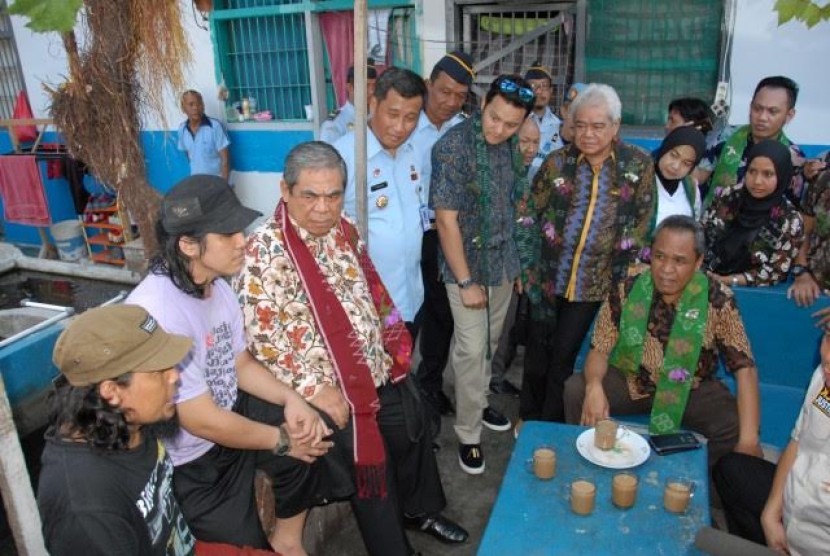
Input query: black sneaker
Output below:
<box><xmin>482</xmin><ymin>407</ymin><xmax>511</xmax><ymax>432</ymax></box>
<box><xmin>458</xmin><ymin>443</ymin><xmax>485</xmax><ymax>475</ymax></box>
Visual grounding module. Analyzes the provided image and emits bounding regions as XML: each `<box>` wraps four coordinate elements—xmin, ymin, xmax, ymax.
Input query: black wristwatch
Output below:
<box><xmin>792</xmin><ymin>264</ymin><xmax>809</xmax><ymax>278</ymax></box>
<box><xmin>273</xmin><ymin>424</ymin><xmax>291</xmax><ymax>456</ymax></box>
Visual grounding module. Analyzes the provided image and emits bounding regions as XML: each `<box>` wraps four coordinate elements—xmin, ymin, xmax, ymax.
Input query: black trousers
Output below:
<box><xmin>712</xmin><ymin>452</ymin><xmax>776</xmax><ymax>545</ymax></box>
<box><xmin>519</xmin><ymin>297</ymin><xmax>601</xmax><ymax>422</ymax></box>
<box><xmin>416</xmin><ymin>229</ymin><xmax>454</xmax><ymax>395</ymax></box>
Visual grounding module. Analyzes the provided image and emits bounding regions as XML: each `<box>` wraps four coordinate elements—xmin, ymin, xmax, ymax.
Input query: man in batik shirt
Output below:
<box><xmin>563</xmin><ymin>215</ymin><xmax>762</xmax><ymax>471</ymax></box>
<box><xmin>236</xmin><ymin>141</ymin><xmax>468</xmax><ymax>553</ymax></box>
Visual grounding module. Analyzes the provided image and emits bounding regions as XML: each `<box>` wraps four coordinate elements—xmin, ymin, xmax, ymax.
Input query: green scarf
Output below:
<box><xmin>704</xmin><ymin>125</ymin><xmax>791</xmax><ymax>209</ymax></box>
<box><xmin>609</xmin><ymin>271</ymin><xmax>709</xmax><ymax>434</ymax></box>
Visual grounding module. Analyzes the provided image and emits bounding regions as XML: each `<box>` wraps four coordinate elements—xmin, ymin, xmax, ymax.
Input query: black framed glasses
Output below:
<box><xmin>496</xmin><ymin>78</ymin><xmax>535</xmax><ymax>104</ymax></box>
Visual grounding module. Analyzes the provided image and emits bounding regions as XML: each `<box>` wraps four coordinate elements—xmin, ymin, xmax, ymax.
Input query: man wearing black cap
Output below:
<box><xmin>320</xmin><ymin>58</ymin><xmax>378</xmax><ymax>144</ymax></box>
<box><xmin>411</xmin><ymin>50</ymin><xmax>475</xmax><ymax>419</ymax></box>
<box><xmin>431</xmin><ymin>75</ymin><xmax>536</xmax><ymax>474</ymax></box>
<box><xmin>38</xmin><ymin>304</ymin><xmax>196</xmax><ymax>555</ymax></box>
<box><xmin>126</xmin><ymin>175</ymin><xmax>333</xmax><ymax>555</ymax></box>
<box><xmin>524</xmin><ymin>63</ymin><xmax>563</xmax><ymax>173</ymax></box>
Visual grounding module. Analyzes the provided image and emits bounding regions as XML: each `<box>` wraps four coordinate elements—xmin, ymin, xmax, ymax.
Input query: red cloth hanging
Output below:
<box><xmin>0</xmin><ymin>155</ymin><xmax>50</xmax><ymax>226</ymax></box>
<box><xmin>319</xmin><ymin>11</ymin><xmax>355</xmax><ymax>107</ymax></box>
<box><xmin>11</xmin><ymin>91</ymin><xmax>38</xmax><ymax>144</ymax></box>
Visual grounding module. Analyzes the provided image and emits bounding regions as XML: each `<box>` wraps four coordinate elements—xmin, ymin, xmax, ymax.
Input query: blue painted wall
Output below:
<box><xmin>0</xmin><ymin>127</ymin><xmax>825</xmax><ymax>246</ymax></box>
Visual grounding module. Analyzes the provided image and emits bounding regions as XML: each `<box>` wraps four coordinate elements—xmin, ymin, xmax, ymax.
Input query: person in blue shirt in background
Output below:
<box><xmin>177</xmin><ymin>89</ymin><xmax>230</xmax><ymax>180</ymax></box>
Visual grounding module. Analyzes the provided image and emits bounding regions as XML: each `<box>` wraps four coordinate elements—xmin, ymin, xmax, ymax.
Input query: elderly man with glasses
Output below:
<box><xmin>430</xmin><ymin>75</ymin><xmax>535</xmax><ymax>474</ymax></box>
<box><xmin>514</xmin><ymin>83</ymin><xmax>656</xmax><ymax>428</ymax></box>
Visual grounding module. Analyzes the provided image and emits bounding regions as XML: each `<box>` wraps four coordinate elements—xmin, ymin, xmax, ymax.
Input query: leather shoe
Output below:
<box><xmin>405</xmin><ymin>514</ymin><xmax>469</xmax><ymax>544</ymax></box>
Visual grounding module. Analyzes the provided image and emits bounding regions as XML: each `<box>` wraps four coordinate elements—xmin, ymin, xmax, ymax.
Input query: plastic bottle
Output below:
<box><xmin>241</xmin><ymin>98</ymin><xmax>250</xmax><ymax>120</ymax></box>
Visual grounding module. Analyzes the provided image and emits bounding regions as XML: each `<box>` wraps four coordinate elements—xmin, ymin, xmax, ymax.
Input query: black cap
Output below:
<box><xmin>347</xmin><ymin>58</ymin><xmax>377</xmax><ymax>83</ymax></box>
<box><xmin>433</xmin><ymin>51</ymin><xmax>475</xmax><ymax>86</ymax></box>
<box><xmin>162</xmin><ymin>175</ymin><xmax>262</xmax><ymax>235</ymax></box>
<box><xmin>524</xmin><ymin>62</ymin><xmax>552</xmax><ymax>82</ymax></box>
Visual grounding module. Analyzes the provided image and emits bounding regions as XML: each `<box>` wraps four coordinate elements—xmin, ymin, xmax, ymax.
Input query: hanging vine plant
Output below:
<box><xmin>9</xmin><ymin>0</ymin><xmax>192</xmax><ymax>256</ymax></box>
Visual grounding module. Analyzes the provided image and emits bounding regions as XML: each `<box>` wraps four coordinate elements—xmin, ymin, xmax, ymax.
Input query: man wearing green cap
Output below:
<box><xmin>38</xmin><ymin>304</ymin><xmax>196</xmax><ymax>555</ymax></box>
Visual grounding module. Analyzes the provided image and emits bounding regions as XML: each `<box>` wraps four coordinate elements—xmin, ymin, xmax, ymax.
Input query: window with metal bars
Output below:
<box><xmin>0</xmin><ymin>1</ymin><xmax>28</xmax><ymax>122</ymax></box>
<box><xmin>212</xmin><ymin>1</ymin><xmax>312</xmax><ymax>121</ymax></box>
<box><xmin>211</xmin><ymin>0</ymin><xmax>419</xmax><ymax>122</ymax></box>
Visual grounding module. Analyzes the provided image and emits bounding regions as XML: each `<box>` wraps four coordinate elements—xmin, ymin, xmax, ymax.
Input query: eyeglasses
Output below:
<box><xmin>496</xmin><ymin>78</ymin><xmax>535</xmax><ymax>104</ymax></box>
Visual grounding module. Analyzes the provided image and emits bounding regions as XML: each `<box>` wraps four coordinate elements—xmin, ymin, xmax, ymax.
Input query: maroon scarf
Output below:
<box><xmin>276</xmin><ymin>200</ymin><xmax>411</xmax><ymax>497</ymax></box>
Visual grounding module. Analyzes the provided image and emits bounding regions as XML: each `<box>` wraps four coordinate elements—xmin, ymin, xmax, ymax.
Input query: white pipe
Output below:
<box><xmin>0</xmin><ymin>308</ymin><xmax>74</xmax><ymax>351</ymax></box>
<box><xmin>0</xmin><ymin>374</ymin><xmax>46</xmax><ymax>555</ymax></box>
<box><xmin>98</xmin><ymin>290</ymin><xmax>128</xmax><ymax>307</ymax></box>
<box><xmin>18</xmin><ymin>300</ymin><xmax>70</xmax><ymax>312</ymax></box>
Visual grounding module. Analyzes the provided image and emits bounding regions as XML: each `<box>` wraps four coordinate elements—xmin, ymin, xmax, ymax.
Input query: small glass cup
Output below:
<box><xmin>663</xmin><ymin>477</ymin><xmax>695</xmax><ymax>514</ymax></box>
<box><xmin>569</xmin><ymin>478</ymin><xmax>596</xmax><ymax>515</ymax></box>
<box><xmin>594</xmin><ymin>419</ymin><xmax>618</xmax><ymax>450</ymax></box>
<box><xmin>525</xmin><ymin>445</ymin><xmax>557</xmax><ymax>480</ymax></box>
<box><xmin>611</xmin><ymin>471</ymin><xmax>638</xmax><ymax>509</ymax></box>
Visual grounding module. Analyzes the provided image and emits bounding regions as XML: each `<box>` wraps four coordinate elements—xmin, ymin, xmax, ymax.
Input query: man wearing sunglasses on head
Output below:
<box><xmin>430</xmin><ymin>75</ymin><xmax>535</xmax><ymax>474</ymax></box>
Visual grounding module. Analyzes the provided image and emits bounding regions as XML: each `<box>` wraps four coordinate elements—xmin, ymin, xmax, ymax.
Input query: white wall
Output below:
<box><xmin>729</xmin><ymin>0</ymin><xmax>830</xmax><ymax>145</ymax></box>
<box><xmin>419</xmin><ymin>0</ymin><xmax>450</xmax><ymax>77</ymax></box>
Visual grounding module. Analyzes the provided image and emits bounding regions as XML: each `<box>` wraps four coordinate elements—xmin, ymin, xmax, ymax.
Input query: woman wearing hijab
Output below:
<box><xmin>650</xmin><ymin>126</ymin><xmax>707</xmax><ymax>235</ymax></box>
<box><xmin>702</xmin><ymin>140</ymin><xmax>804</xmax><ymax>287</ymax></box>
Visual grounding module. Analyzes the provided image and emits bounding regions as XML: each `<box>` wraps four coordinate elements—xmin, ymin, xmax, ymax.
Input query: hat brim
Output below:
<box><xmin>205</xmin><ymin>205</ymin><xmax>262</xmax><ymax>234</ymax></box>
<box><xmin>133</xmin><ymin>332</ymin><xmax>193</xmax><ymax>374</ymax></box>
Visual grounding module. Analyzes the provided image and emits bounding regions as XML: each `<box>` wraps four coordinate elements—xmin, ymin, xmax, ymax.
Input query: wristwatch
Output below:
<box><xmin>792</xmin><ymin>264</ymin><xmax>809</xmax><ymax>278</ymax></box>
<box><xmin>273</xmin><ymin>424</ymin><xmax>291</xmax><ymax>456</ymax></box>
<box><xmin>731</xmin><ymin>275</ymin><xmax>739</xmax><ymax>287</ymax></box>
<box><xmin>458</xmin><ymin>277</ymin><xmax>474</xmax><ymax>289</ymax></box>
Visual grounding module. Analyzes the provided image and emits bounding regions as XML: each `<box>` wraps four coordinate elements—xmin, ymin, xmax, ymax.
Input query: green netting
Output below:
<box><xmin>585</xmin><ymin>0</ymin><xmax>723</xmax><ymax>126</ymax></box>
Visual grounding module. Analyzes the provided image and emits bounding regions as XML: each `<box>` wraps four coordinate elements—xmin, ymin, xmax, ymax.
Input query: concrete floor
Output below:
<box><xmin>316</xmin><ymin>350</ymin><xmax>526</xmax><ymax>556</ymax></box>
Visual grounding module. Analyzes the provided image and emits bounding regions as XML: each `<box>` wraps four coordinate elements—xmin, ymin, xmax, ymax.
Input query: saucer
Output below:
<box><xmin>575</xmin><ymin>427</ymin><xmax>651</xmax><ymax>469</ymax></box>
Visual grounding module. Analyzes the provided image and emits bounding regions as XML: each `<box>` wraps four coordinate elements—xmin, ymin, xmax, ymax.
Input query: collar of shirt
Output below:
<box><xmin>366</xmin><ymin>125</ymin><xmax>415</xmax><ymax>160</ymax></box>
<box><xmin>184</xmin><ymin>114</ymin><xmax>213</xmax><ymax>138</ymax></box>
<box><xmin>531</xmin><ymin>106</ymin><xmax>559</xmax><ymax>125</ymax></box>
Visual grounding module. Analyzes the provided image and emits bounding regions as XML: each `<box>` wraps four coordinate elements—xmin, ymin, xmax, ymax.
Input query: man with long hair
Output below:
<box><xmin>127</xmin><ymin>175</ymin><xmax>332</xmax><ymax>555</ymax></box>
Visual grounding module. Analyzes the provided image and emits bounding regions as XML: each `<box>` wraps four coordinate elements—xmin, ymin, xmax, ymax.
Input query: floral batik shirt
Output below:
<box><xmin>701</xmin><ymin>186</ymin><xmax>804</xmax><ymax>286</ymax></box>
<box><xmin>235</xmin><ymin>215</ymin><xmax>391</xmax><ymax>399</ymax></box>
<box><xmin>802</xmin><ymin>168</ymin><xmax>830</xmax><ymax>289</ymax></box>
<box><xmin>592</xmin><ymin>274</ymin><xmax>755</xmax><ymax>400</ymax></box>
<box><xmin>514</xmin><ymin>142</ymin><xmax>655</xmax><ymax>320</ymax></box>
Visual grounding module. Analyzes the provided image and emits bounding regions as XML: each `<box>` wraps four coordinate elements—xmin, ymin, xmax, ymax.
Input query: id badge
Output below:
<box><xmin>420</xmin><ymin>205</ymin><xmax>433</xmax><ymax>232</ymax></box>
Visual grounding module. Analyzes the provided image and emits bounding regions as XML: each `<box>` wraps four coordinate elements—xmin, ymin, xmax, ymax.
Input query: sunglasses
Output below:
<box><xmin>496</xmin><ymin>78</ymin><xmax>535</xmax><ymax>104</ymax></box>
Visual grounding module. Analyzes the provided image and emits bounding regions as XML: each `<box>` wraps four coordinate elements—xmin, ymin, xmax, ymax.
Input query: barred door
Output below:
<box><xmin>456</xmin><ymin>1</ymin><xmax>581</xmax><ymax>109</ymax></box>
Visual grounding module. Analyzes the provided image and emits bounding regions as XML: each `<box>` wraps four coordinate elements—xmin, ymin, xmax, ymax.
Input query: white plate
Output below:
<box><xmin>575</xmin><ymin>427</ymin><xmax>651</xmax><ymax>469</ymax></box>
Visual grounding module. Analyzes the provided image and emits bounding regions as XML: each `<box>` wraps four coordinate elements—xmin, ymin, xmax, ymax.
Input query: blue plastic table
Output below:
<box><xmin>479</xmin><ymin>421</ymin><xmax>710</xmax><ymax>555</ymax></box>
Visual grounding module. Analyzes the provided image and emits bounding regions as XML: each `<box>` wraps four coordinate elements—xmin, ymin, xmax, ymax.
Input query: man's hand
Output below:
<box><xmin>460</xmin><ymin>284</ymin><xmax>487</xmax><ymax>309</ymax></box>
<box><xmin>761</xmin><ymin>506</ymin><xmax>790</xmax><ymax>554</ymax></box>
<box><xmin>283</xmin><ymin>392</ymin><xmax>332</xmax><ymax>446</ymax></box>
<box><xmin>514</xmin><ymin>277</ymin><xmax>524</xmax><ymax>295</ymax></box>
<box><xmin>308</xmin><ymin>384</ymin><xmax>351</xmax><ymax>430</ymax></box>
<box><xmin>580</xmin><ymin>383</ymin><xmax>610</xmax><ymax>426</ymax></box>
<box><xmin>788</xmin><ymin>273</ymin><xmax>822</xmax><ymax>307</ymax></box>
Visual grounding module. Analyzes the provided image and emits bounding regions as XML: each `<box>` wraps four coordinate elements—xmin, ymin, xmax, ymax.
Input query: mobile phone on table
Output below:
<box><xmin>648</xmin><ymin>432</ymin><xmax>701</xmax><ymax>456</ymax></box>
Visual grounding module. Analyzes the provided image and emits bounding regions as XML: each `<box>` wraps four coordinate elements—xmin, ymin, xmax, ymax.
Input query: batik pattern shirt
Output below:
<box><xmin>701</xmin><ymin>126</ymin><xmax>808</xmax><ymax>207</ymax></box>
<box><xmin>702</xmin><ymin>187</ymin><xmax>804</xmax><ymax>286</ymax></box>
<box><xmin>592</xmin><ymin>274</ymin><xmax>755</xmax><ymax>400</ymax></box>
<box><xmin>235</xmin><ymin>215</ymin><xmax>391</xmax><ymax>399</ymax></box>
<box><xmin>515</xmin><ymin>142</ymin><xmax>655</xmax><ymax>319</ymax></box>
<box><xmin>802</xmin><ymin>168</ymin><xmax>830</xmax><ymax>289</ymax></box>
<box><xmin>430</xmin><ymin>116</ymin><xmax>521</xmax><ymax>286</ymax></box>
